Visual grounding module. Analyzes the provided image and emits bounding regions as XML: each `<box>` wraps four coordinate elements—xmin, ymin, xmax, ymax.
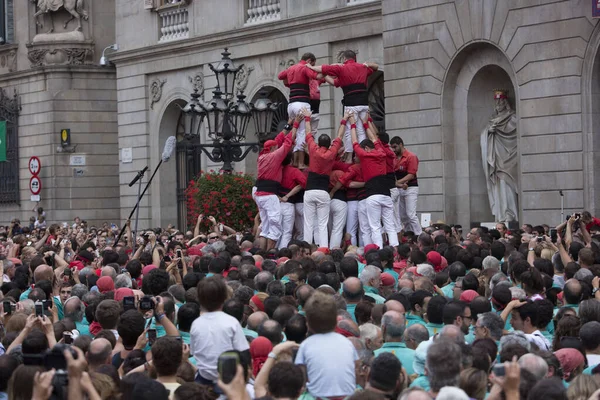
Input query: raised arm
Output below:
<box><xmin>364</xmin><ymin>62</ymin><xmax>379</xmax><ymax>71</ymax></box>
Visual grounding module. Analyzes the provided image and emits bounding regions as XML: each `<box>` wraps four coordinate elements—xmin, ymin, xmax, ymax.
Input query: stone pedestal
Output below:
<box><xmin>26</xmin><ymin>34</ymin><xmax>94</xmax><ymax>67</ymax></box>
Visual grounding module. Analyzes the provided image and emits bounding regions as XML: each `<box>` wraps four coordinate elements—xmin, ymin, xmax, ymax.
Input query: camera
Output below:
<box><xmin>35</xmin><ymin>301</ymin><xmax>44</xmax><ymax>317</ymax></box>
<box><xmin>3</xmin><ymin>301</ymin><xmax>15</xmax><ymax>315</ymax></box>
<box><xmin>139</xmin><ymin>296</ymin><xmax>155</xmax><ymax>311</ymax></box>
<box><xmin>218</xmin><ymin>352</ymin><xmax>240</xmax><ymax>384</ymax></box>
<box><xmin>123</xmin><ymin>296</ymin><xmax>136</xmax><ymax>311</ymax></box>
<box><xmin>536</xmin><ymin>236</ymin><xmax>543</xmax><ymax>243</ymax></box>
<box><xmin>147</xmin><ymin>329</ymin><xmax>157</xmax><ymax>346</ymax></box>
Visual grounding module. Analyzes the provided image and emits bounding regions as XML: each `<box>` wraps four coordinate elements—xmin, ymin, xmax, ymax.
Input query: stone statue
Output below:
<box><xmin>480</xmin><ymin>90</ymin><xmax>519</xmax><ymax>222</ymax></box>
<box><xmin>32</xmin><ymin>0</ymin><xmax>89</xmax><ymax>33</ymax></box>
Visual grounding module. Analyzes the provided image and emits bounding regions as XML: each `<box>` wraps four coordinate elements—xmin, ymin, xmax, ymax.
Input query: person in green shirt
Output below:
<box><xmin>424</xmin><ymin>296</ymin><xmax>447</xmax><ymax>337</ymax></box>
<box><xmin>406</xmin><ymin>290</ymin><xmax>431</xmax><ymax>328</ymax></box>
<box><xmin>359</xmin><ymin>265</ymin><xmax>385</xmax><ymax>304</ymax></box>
<box><xmin>63</xmin><ymin>296</ymin><xmax>89</xmax><ymax>336</ymax></box>
<box><xmin>441</xmin><ymin>262</ymin><xmax>466</xmax><ymax>299</ymax></box>
<box><xmin>342</xmin><ymin>277</ymin><xmax>365</xmax><ymax>322</ymax></box>
<box><xmin>374</xmin><ymin>310</ymin><xmax>416</xmax><ymax>375</ymax></box>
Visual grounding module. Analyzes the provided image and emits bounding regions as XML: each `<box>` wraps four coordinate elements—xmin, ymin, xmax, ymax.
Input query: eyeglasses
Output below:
<box><xmin>208</xmin><ymin>236</ymin><xmax>217</xmax><ymax>240</ymax></box>
<box><xmin>461</xmin><ymin>315</ymin><xmax>473</xmax><ymax>321</ymax></box>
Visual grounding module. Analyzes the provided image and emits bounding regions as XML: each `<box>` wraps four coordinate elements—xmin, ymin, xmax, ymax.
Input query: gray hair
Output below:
<box><xmin>439</xmin><ymin>324</ymin><xmax>465</xmax><ymax>343</ymax></box>
<box><xmin>254</xmin><ymin>271</ymin><xmax>274</xmax><ymax>292</ymax></box>
<box><xmin>115</xmin><ymin>274</ymin><xmax>132</xmax><ymax>289</ymax></box>
<box><xmin>356</xmin><ymin>349</ymin><xmax>374</xmax><ymax>366</ymax></box>
<box><xmin>202</xmin><ymin>244</ymin><xmax>215</xmax><ymax>255</ymax></box>
<box><xmin>359</xmin><ymin>323</ymin><xmax>381</xmax><ymax>342</ymax></box>
<box><xmin>416</xmin><ymin>264</ymin><xmax>435</xmax><ymax>280</ymax></box>
<box><xmin>381</xmin><ymin>313</ymin><xmax>406</xmax><ymax>339</ymax></box>
<box><xmin>18</xmin><ymin>299</ymin><xmax>34</xmax><ymax>315</ymax></box>
<box><xmin>71</xmin><ymin>284</ymin><xmax>89</xmax><ymax>300</ymax></box>
<box><xmin>399</xmin><ymin>388</ymin><xmax>432</xmax><ymax>400</ymax></box>
<box><xmin>482</xmin><ymin>256</ymin><xmax>500</xmax><ymax>271</ymax></box>
<box><xmin>436</xmin><ymin>387</ymin><xmax>469</xmax><ymax>400</ymax></box>
<box><xmin>509</xmin><ymin>287</ymin><xmax>527</xmax><ymax>301</ymax></box>
<box><xmin>399</xmin><ymin>287</ymin><xmax>414</xmax><ymax>298</ymax></box>
<box><xmin>82</xmin><ymin>290</ymin><xmax>102</xmax><ymax>306</ymax></box>
<box><xmin>101</xmin><ymin>266</ymin><xmax>117</xmax><ymax>280</ymax></box>
<box><xmin>500</xmin><ymin>331</ymin><xmax>531</xmax><ymax>351</ymax></box>
<box><xmin>477</xmin><ymin>312</ymin><xmax>504</xmax><ymax>340</ymax></box>
<box><xmin>405</xmin><ymin>324</ymin><xmax>429</xmax><ymax>346</ymax></box>
<box><xmin>212</xmin><ymin>241</ymin><xmax>226</xmax><ymax>253</ymax></box>
<box><xmin>359</xmin><ymin>265</ymin><xmax>380</xmax><ymax>286</ymax></box>
<box><xmin>426</xmin><ymin>339</ymin><xmax>462</xmax><ymax>392</ymax></box>
<box><xmin>489</xmin><ymin>272</ymin><xmax>508</xmax><ymax>291</ymax></box>
<box><xmin>574</xmin><ymin>268</ymin><xmax>593</xmax><ymax>281</ymax></box>
<box><xmin>79</xmin><ymin>267</ymin><xmax>95</xmax><ymax>281</ymax></box>
<box><xmin>518</xmin><ymin>353</ymin><xmax>548</xmax><ymax>380</ymax></box>
<box><xmin>64</xmin><ymin>297</ymin><xmax>85</xmax><ymax>323</ymax></box>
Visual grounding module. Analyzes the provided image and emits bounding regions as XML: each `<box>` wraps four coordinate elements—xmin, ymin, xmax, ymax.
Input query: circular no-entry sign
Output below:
<box><xmin>29</xmin><ymin>156</ymin><xmax>41</xmax><ymax>176</ymax></box>
<box><xmin>29</xmin><ymin>176</ymin><xmax>41</xmax><ymax>195</ymax></box>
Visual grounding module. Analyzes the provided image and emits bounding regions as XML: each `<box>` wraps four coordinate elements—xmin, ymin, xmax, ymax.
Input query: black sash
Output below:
<box><xmin>332</xmin><ymin>189</ymin><xmax>347</xmax><ymax>202</ymax></box>
<box><xmin>310</xmin><ymin>99</ymin><xmax>321</xmax><ymax>114</ymax></box>
<box><xmin>342</xmin><ymin>83</ymin><xmax>368</xmax><ymax>107</ymax></box>
<box><xmin>255</xmin><ymin>179</ymin><xmax>280</xmax><ymax>194</ymax></box>
<box><xmin>306</xmin><ymin>172</ymin><xmax>329</xmax><ymax>191</ymax></box>
<box><xmin>395</xmin><ymin>170</ymin><xmax>418</xmax><ymax>187</ymax></box>
<box><xmin>290</xmin><ymin>83</ymin><xmax>310</xmax><ymax>104</ymax></box>
<box><xmin>365</xmin><ymin>175</ymin><xmax>391</xmax><ymax>197</ymax></box>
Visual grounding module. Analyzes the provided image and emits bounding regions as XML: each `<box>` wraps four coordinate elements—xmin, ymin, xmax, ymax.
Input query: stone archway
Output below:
<box><xmin>442</xmin><ymin>43</ymin><xmax>519</xmax><ymax>228</ymax></box>
<box><xmin>583</xmin><ymin>23</ymin><xmax>600</xmax><ymax>218</ymax></box>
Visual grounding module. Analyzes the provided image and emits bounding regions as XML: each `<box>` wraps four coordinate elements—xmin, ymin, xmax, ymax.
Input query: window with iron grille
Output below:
<box><xmin>0</xmin><ymin>0</ymin><xmax>14</xmax><ymax>45</ymax></box>
<box><xmin>0</xmin><ymin>88</ymin><xmax>20</xmax><ymax>205</ymax></box>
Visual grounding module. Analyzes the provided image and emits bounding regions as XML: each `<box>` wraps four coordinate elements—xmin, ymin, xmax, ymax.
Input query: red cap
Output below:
<box><xmin>142</xmin><ymin>265</ymin><xmax>157</xmax><ymax>276</ymax></box>
<box><xmin>364</xmin><ymin>244</ymin><xmax>380</xmax><ymax>254</ymax></box>
<box><xmin>187</xmin><ymin>245</ymin><xmax>203</xmax><ymax>257</ymax></box>
<box><xmin>316</xmin><ymin>247</ymin><xmax>330</xmax><ymax>255</ymax></box>
<box><xmin>97</xmin><ymin>276</ymin><xmax>115</xmax><ymax>293</ymax></box>
<box><xmin>251</xmin><ymin>295</ymin><xmax>265</xmax><ymax>312</ymax></box>
<box><xmin>69</xmin><ymin>261</ymin><xmax>85</xmax><ymax>271</ymax></box>
<box><xmin>263</xmin><ymin>140</ymin><xmax>278</xmax><ymax>150</ymax></box>
<box><xmin>427</xmin><ymin>251</ymin><xmax>444</xmax><ymax>272</ymax></box>
<box><xmin>277</xmin><ymin>257</ymin><xmax>289</xmax><ymax>265</ymax></box>
<box><xmin>381</xmin><ymin>272</ymin><xmax>395</xmax><ymax>287</ymax></box>
<box><xmin>407</xmin><ymin>266</ymin><xmax>420</xmax><ymax>276</ymax></box>
<box><xmin>114</xmin><ymin>287</ymin><xmax>134</xmax><ymax>302</ymax></box>
<box><xmin>460</xmin><ymin>290</ymin><xmax>479</xmax><ymax>303</ymax></box>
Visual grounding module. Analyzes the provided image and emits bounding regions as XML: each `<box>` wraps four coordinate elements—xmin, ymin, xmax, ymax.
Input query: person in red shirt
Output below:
<box><xmin>278</xmin><ymin>53</ymin><xmax>320</xmax><ymax>169</ymax></box>
<box><xmin>254</xmin><ymin>114</ymin><xmax>299</xmax><ymax>251</ymax></box>
<box><xmin>303</xmin><ymin>112</ymin><xmax>345</xmax><ymax>248</ymax></box>
<box><xmin>350</xmin><ymin>115</ymin><xmax>398</xmax><ymax>248</ymax></box>
<box><xmin>278</xmin><ymin>153</ymin><xmax>307</xmax><ymax>249</ymax></box>
<box><xmin>390</xmin><ymin>136</ymin><xmax>422</xmax><ymax>235</ymax></box>
<box><xmin>307</xmin><ymin>50</ymin><xmax>378</xmax><ymax>160</ymax></box>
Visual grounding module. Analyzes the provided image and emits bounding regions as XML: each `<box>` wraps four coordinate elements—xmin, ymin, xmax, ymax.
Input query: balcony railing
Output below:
<box><xmin>346</xmin><ymin>0</ymin><xmax>376</xmax><ymax>4</ymax></box>
<box><xmin>245</xmin><ymin>0</ymin><xmax>281</xmax><ymax>25</ymax></box>
<box><xmin>158</xmin><ymin>3</ymin><xmax>189</xmax><ymax>42</ymax></box>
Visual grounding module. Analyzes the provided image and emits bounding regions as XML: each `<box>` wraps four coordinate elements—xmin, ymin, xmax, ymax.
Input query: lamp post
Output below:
<box><xmin>179</xmin><ymin>48</ymin><xmax>279</xmax><ymax>173</ymax></box>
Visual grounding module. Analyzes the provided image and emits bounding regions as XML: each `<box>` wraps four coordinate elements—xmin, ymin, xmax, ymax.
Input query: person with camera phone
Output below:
<box><xmin>6</xmin><ymin>314</ymin><xmax>58</xmax><ymax>354</ymax></box>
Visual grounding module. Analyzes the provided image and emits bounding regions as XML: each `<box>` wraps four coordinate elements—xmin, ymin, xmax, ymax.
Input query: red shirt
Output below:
<box><xmin>310</xmin><ymin>79</ymin><xmax>325</xmax><ymax>100</ymax></box>
<box><xmin>306</xmin><ymin>133</ymin><xmax>343</xmax><ymax>175</ymax></box>
<box><xmin>586</xmin><ymin>217</ymin><xmax>600</xmax><ymax>231</ymax></box>
<box><xmin>256</xmin><ymin>133</ymin><xmax>294</xmax><ymax>196</ymax></box>
<box><xmin>321</xmin><ymin>59</ymin><xmax>373</xmax><ymax>88</ymax></box>
<box><xmin>278</xmin><ymin>60</ymin><xmax>318</xmax><ymax>87</ymax></box>
<box><xmin>397</xmin><ymin>149</ymin><xmax>419</xmax><ymax>176</ymax></box>
<box><xmin>379</xmin><ymin>142</ymin><xmax>395</xmax><ymax>174</ymax></box>
<box><xmin>339</xmin><ymin>164</ymin><xmax>364</xmax><ymax>188</ymax></box>
<box><xmin>332</xmin><ymin>160</ymin><xmax>352</xmax><ymax>173</ymax></box>
<box><xmin>281</xmin><ymin>165</ymin><xmax>307</xmax><ymax>190</ymax></box>
<box><xmin>329</xmin><ymin>170</ymin><xmax>345</xmax><ymax>189</ymax></box>
<box><xmin>259</xmin><ymin>130</ymin><xmax>286</xmax><ymax>156</ymax></box>
<box><xmin>353</xmin><ymin>142</ymin><xmax>387</xmax><ymax>182</ymax></box>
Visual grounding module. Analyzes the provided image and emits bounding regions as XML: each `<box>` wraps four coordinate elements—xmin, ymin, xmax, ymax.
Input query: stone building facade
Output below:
<box><xmin>0</xmin><ymin>0</ymin><xmax>118</xmax><ymax>225</ymax></box>
<box><xmin>5</xmin><ymin>0</ymin><xmax>600</xmax><ymax>231</ymax></box>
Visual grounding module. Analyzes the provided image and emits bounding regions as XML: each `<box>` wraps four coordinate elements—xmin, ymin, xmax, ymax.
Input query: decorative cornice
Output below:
<box><xmin>111</xmin><ymin>1</ymin><xmax>381</xmax><ymax>65</ymax></box>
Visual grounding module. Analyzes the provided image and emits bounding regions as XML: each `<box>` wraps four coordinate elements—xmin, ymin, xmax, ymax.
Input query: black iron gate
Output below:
<box><xmin>0</xmin><ymin>88</ymin><xmax>20</xmax><ymax>205</ymax></box>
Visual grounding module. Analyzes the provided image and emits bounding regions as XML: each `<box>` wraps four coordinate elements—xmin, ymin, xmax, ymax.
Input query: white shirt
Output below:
<box><xmin>587</xmin><ymin>354</ymin><xmax>600</xmax><ymax>367</ymax></box>
<box><xmin>526</xmin><ymin>330</ymin><xmax>550</xmax><ymax>351</ymax></box>
<box><xmin>190</xmin><ymin>311</ymin><xmax>249</xmax><ymax>381</ymax></box>
<box><xmin>295</xmin><ymin>332</ymin><xmax>358</xmax><ymax>397</ymax></box>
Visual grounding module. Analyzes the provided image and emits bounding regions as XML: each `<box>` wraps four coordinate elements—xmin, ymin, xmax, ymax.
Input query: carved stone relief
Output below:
<box><xmin>150</xmin><ymin>78</ymin><xmax>167</xmax><ymax>110</ymax></box>
<box><xmin>188</xmin><ymin>72</ymin><xmax>203</xmax><ymax>93</ymax></box>
<box><xmin>235</xmin><ymin>65</ymin><xmax>254</xmax><ymax>93</ymax></box>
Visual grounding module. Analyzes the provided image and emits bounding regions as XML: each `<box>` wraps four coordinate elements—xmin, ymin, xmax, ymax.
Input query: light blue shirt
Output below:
<box><xmin>374</xmin><ymin>342</ymin><xmax>416</xmax><ymax>375</ymax></box>
<box><xmin>441</xmin><ymin>282</ymin><xmax>455</xmax><ymax>298</ymax></box>
<box><xmin>410</xmin><ymin>375</ymin><xmax>430</xmax><ymax>391</ymax></box>
<box><xmin>406</xmin><ymin>314</ymin><xmax>426</xmax><ymax>328</ymax></box>
<box><xmin>364</xmin><ymin>286</ymin><xmax>385</xmax><ymax>304</ymax></box>
<box><xmin>346</xmin><ymin>303</ymin><xmax>357</xmax><ymax>322</ymax></box>
<box><xmin>295</xmin><ymin>332</ymin><xmax>358</xmax><ymax>397</ymax></box>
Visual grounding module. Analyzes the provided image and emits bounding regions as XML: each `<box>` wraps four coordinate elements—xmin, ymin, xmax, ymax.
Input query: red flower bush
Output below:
<box><xmin>185</xmin><ymin>170</ymin><xmax>257</xmax><ymax>232</ymax></box>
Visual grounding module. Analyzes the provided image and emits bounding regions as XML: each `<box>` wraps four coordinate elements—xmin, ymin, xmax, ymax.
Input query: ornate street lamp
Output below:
<box><xmin>179</xmin><ymin>48</ymin><xmax>278</xmax><ymax>173</ymax></box>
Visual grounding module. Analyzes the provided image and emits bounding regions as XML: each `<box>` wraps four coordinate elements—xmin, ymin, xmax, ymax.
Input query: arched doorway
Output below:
<box><xmin>158</xmin><ymin>99</ymin><xmax>186</xmax><ymax>228</ymax></box>
<box><xmin>442</xmin><ymin>43</ymin><xmax>518</xmax><ymax>228</ymax></box>
<box><xmin>244</xmin><ymin>86</ymin><xmax>289</xmax><ymax>176</ymax></box>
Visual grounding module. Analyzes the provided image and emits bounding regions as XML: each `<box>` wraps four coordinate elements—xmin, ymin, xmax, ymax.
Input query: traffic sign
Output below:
<box><xmin>29</xmin><ymin>176</ymin><xmax>41</xmax><ymax>195</ymax></box>
<box><xmin>28</xmin><ymin>156</ymin><xmax>41</xmax><ymax>176</ymax></box>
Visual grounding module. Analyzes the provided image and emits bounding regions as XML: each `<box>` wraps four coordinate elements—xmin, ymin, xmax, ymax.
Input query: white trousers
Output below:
<box><xmin>255</xmin><ymin>194</ymin><xmax>282</xmax><ymax>241</ymax></box>
<box><xmin>358</xmin><ymin>199</ymin><xmax>372</xmax><ymax>246</ymax></box>
<box><xmin>294</xmin><ymin>203</ymin><xmax>304</xmax><ymax>240</ymax></box>
<box><xmin>399</xmin><ymin>186</ymin><xmax>422</xmax><ymax>234</ymax></box>
<box><xmin>346</xmin><ymin>200</ymin><xmax>360</xmax><ymax>246</ymax></box>
<box><xmin>288</xmin><ymin>102</ymin><xmax>311</xmax><ymax>152</ymax></box>
<box><xmin>329</xmin><ymin>199</ymin><xmax>348</xmax><ymax>249</ymax></box>
<box><xmin>278</xmin><ymin>202</ymin><xmax>295</xmax><ymax>248</ymax></box>
<box><xmin>343</xmin><ymin>105</ymin><xmax>369</xmax><ymax>152</ymax></box>
<box><xmin>390</xmin><ymin>187</ymin><xmax>402</xmax><ymax>233</ymax></box>
<box><xmin>303</xmin><ymin>190</ymin><xmax>330</xmax><ymax>247</ymax></box>
<box><xmin>311</xmin><ymin>114</ymin><xmax>320</xmax><ymax>135</ymax></box>
<box><xmin>366</xmin><ymin>194</ymin><xmax>399</xmax><ymax>248</ymax></box>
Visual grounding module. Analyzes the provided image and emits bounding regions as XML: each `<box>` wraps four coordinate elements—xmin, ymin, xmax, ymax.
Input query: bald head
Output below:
<box><xmin>384</xmin><ymin>300</ymin><xmax>406</xmax><ymax>315</ymax></box>
<box><xmin>87</xmin><ymin>338</ymin><xmax>112</xmax><ymax>369</ymax></box>
<box><xmin>405</xmin><ymin>323</ymin><xmax>430</xmax><ymax>349</ymax></box>
<box><xmin>296</xmin><ymin>285</ymin><xmax>315</xmax><ymax>308</ymax></box>
<box><xmin>381</xmin><ymin>310</ymin><xmax>406</xmax><ymax>341</ymax></box>
<box><xmin>247</xmin><ymin>311</ymin><xmax>269</xmax><ymax>331</ymax></box>
<box><xmin>398</xmin><ymin>279</ymin><xmax>415</xmax><ymax>291</ymax></box>
<box><xmin>564</xmin><ymin>279</ymin><xmax>583</xmax><ymax>304</ymax></box>
<box><xmin>342</xmin><ymin>277</ymin><xmax>364</xmax><ymax>303</ymax></box>
<box><xmin>400</xmin><ymin>389</ymin><xmax>433</xmax><ymax>400</ymax></box>
<box><xmin>64</xmin><ymin>296</ymin><xmax>82</xmax><ymax>315</ymax></box>
<box><xmin>101</xmin><ymin>266</ymin><xmax>117</xmax><ymax>280</ymax></box>
<box><xmin>518</xmin><ymin>353</ymin><xmax>548</xmax><ymax>380</ymax></box>
<box><xmin>338</xmin><ymin>318</ymin><xmax>360</xmax><ymax>337</ymax></box>
<box><xmin>34</xmin><ymin>265</ymin><xmax>53</xmax><ymax>283</ymax></box>
<box><xmin>439</xmin><ymin>324</ymin><xmax>465</xmax><ymax>342</ymax></box>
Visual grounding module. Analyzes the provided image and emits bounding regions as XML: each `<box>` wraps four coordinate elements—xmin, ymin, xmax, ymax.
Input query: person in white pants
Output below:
<box><xmin>329</xmin><ymin>170</ymin><xmax>348</xmax><ymax>249</ymax></box>
<box><xmin>303</xmin><ymin>113</ymin><xmax>345</xmax><ymax>247</ymax></box>
<box><xmin>349</xmin><ymin>115</ymin><xmax>399</xmax><ymax>248</ymax></box>
<box><xmin>278</xmin><ymin>52</ymin><xmax>321</xmax><ymax>169</ymax></box>
<box><xmin>332</xmin><ymin>158</ymin><xmax>365</xmax><ymax>247</ymax></box>
<box><xmin>278</xmin><ymin>153</ymin><xmax>307</xmax><ymax>249</ymax></box>
<box><xmin>390</xmin><ymin>136</ymin><xmax>422</xmax><ymax>235</ymax></box>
